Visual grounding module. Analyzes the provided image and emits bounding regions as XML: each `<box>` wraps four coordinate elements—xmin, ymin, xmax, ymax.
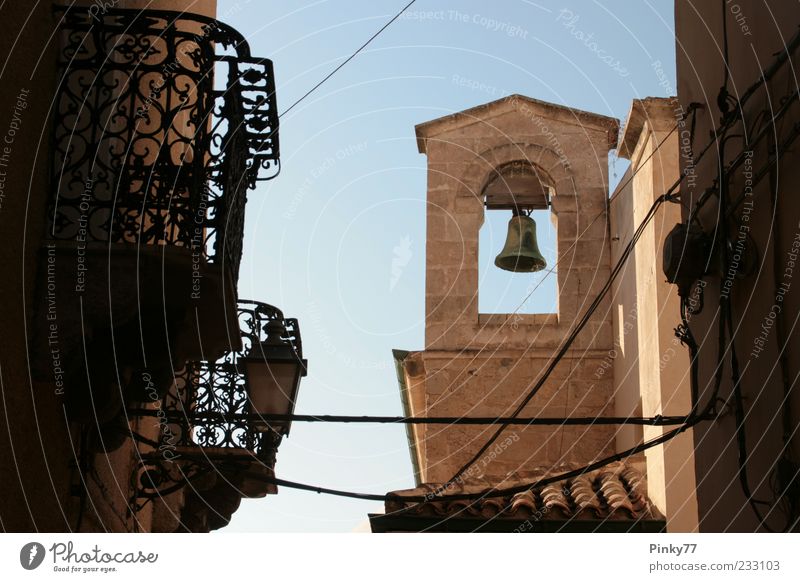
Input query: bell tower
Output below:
<box><xmin>399</xmin><ymin>95</ymin><xmax>620</xmax><ymax>483</ymax></box>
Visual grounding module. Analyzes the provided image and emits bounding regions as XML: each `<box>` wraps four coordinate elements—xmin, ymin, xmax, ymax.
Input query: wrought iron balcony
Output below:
<box><xmin>131</xmin><ymin>300</ymin><xmax>305</xmax><ymax>502</ymax></box>
<box><xmin>49</xmin><ymin>6</ymin><xmax>279</xmax><ymax>282</ymax></box>
<box><xmin>32</xmin><ymin>8</ymin><xmax>281</xmax><ymax>415</ymax></box>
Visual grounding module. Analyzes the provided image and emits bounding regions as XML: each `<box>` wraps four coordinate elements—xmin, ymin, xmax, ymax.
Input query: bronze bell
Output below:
<box><xmin>494</xmin><ymin>214</ymin><xmax>547</xmax><ymax>273</ymax></box>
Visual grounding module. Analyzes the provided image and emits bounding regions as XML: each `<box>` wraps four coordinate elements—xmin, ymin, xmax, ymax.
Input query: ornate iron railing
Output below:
<box><xmin>50</xmin><ymin>7</ymin><xmax>279</xmax><ymax>282</ymax></box>
<box><xmin>158</xmin><ymin>300</ymin><xmax>302</xmax><ymax>458</ymax></box>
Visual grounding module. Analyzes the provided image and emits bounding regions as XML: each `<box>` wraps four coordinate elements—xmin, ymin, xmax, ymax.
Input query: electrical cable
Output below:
<box><xmin>155</xmin><ymin>27</ymin><xmax>798</xmax><ymax>509</ymax></box>
<box><xmin>120</xmin><ymin>8</ymin><xmax>799</xmax><ymax>512</ymax></box>
<box><xmin>114</xmin><ymin>124</ymin><xmax>713</xmax><ymax>507</ymax></box>
<box><xmin>236</xmin><ymin>415</ymin><xmax>704</xmax><ymax>503</ymax></box>
<box><xmin>726</xmin><ymin>290</ymin><xmax>776</xmax><ymax>531</ymax></box>
<box><xmin>766</xmin><ymin>119</ymin><xmax>799</xmax><ymax>530</ymax></box>
<box><xmin>443</xmin><ymin>192</ymin><xmax>672</xmax><ymax>488</ymax></box>
<box><xmin>725</xmin><ymin>115</ymin><xmax>800</xmax><ymax>217</ymax></box>
<box><xmin>767</xmin><ymin>136</ymin><xmax>792</xmax><ymax>439</ymax></box>
<box><xmin>435</xmin><ymin>66</ymin><xmax>779</xmax><ymax>488</ymax></box>
<box><xmin>677</xmin><ymin>295</ymin><xmax>702</xmax><ymax>416</ymax></box>
<box><xmin>608</xmin><ymin>124</ymin><xmax>678</xmax><ymax>204</ymax></box>
<box><xmin>714</xmin><ymin>107</ymin><xmax>776</xmax><ymax>531</ymax></box>
<box><xmin>692</xmin><ymin>32</ymin><xmax>800</xmax><ymax>217</ymax></box>
<box><xmin>220</xmin><ymin>4</ymin><xmax>799</xmax><ymax>511</ymax></box>
<box><xmin>513</xmin><ymin>123</ymin><xmax>678</xmax><ymax>319</ymax></box>
<box><xmin>718</xmin><ymin>66</ymin><xmax>800</xmax><ymax>532</ymax></box>
<box><xmin>717</xmin><ymin>0</ymin><xmax>736</xmax><ymax>122</ymax></box>
<box><xmin>125</xmin><ymin>409</ymin><xmax>696</xmax><ymax>427</ymax></box>
<box><xmin>278</xmin><ymin>0</ymin><xmax>417</xmax><ymax>119</ymax></box>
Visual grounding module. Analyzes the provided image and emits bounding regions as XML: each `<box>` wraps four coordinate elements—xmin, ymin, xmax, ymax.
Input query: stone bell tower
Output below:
<box><xmin>398</xmin><ymin>95</ymin><xmax>619</xmax><ymax>484</ymax></box>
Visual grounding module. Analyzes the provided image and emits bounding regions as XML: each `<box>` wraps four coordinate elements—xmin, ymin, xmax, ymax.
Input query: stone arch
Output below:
<box><xmin>453</xmin><ymin>143</ymin><xmax>572</xmax><ymax>317</ymax></box>
<box><xmin>456</xmin><ymin>142</ymin><xmax>577</xmax><ymax>210</ymax></box>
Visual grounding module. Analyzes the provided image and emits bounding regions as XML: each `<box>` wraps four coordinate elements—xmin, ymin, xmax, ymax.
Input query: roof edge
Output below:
<box><xmin>415</xmin><ymin>94</ymin><xmax>620</xmax><ymax>154</ymax></box>
<box><xmin>392</xmin><ymin>349</ymin><xmax>422</xmax><ymax>486</ymax></box>
<box><xmin>618</xmin><ymin>96</ymin><xmax>678</xmax><ymax>159</ymax></box>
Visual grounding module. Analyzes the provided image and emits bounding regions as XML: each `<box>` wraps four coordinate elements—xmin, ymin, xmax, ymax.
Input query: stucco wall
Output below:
<box><xmin>675</xmin><ymin>1</ymin><xmax>800</xmax><ymax>532</ymax></box>
<box><xmin>0</xmin><ymin>2</ymin><xmax>68</xmax><ymax>532</ymax></box>
<box><xmin>610</xmin><ymin>98</ymin><xmax>698</xmax><ymax>532</ymax></box>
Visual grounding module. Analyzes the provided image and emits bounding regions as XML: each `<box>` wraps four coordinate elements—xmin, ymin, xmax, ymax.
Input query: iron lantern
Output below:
<box><xmin>242</xmin><ymin>318</ymin><xmax>307</xmax><ymax>436</ymax></box>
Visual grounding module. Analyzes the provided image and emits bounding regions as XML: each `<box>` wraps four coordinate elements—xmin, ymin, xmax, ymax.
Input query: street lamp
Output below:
<box><xmin>242</xmin><ymin>318</ymin><xmax>307</xmax><ymax>436</ymax></box>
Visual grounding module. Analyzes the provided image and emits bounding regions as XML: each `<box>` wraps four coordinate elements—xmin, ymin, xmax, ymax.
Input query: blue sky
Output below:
<box><xmin>219</xmin><ymin>0</ymin><xmax>677</xmax><ymax>532</ymax></box>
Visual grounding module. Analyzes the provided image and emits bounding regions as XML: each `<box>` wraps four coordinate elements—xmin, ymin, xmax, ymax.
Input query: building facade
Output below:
<box><xmin>371</xmin><ymin>0</ymin><xmax>800</xmax><ymax>534</ymax></box>
<box><xmin>373</xmin><ymin>95</ymin><xmax>668</xmax><ymax>532</ymax></box>
<box><xmin>0</xmin><ymin>0</ymin><xmax>305</xmax><ymax>532</ymax></box>
<box><xmin>673</xmin><ymin>1</ymin><xmax>800</xmax><ymax>532</ymax></box>
<box><xmin>373</xmin><ymin>2</ymin><xmax>800</xmax><ymax>533</ymax></box>
<box><xmin>610</xmin><ymin>97</ymin><xmax>699</xmax><ymax>532</ymax></box>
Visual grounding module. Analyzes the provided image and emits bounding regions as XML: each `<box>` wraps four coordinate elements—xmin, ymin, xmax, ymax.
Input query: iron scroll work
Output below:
<box><xmin>133</xmin><ymin>300</ymin><xmax>302</xmax><ymax>499</ymax></box>
<box><xmin>50</xmin><ymin>7</ymin><xmax>279</xmax><ymax>282</ymax></box>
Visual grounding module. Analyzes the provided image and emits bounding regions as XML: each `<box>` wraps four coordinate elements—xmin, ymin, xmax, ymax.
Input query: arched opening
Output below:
<box><xmin>478</xmin><ymin>161</ymin><xmax>558</xmax><ymax>315</ymax></box>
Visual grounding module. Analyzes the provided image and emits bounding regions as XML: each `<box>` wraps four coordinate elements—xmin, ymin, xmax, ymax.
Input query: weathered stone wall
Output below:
<box><xmin>408</xmin><ymin>96</ymin><xmax>620</xmax><ymax>483</ymax></box>
<box><xmin>406</xmin><ymin>350</ymin><xmax>617</xmax><ymax>484</ymax></box>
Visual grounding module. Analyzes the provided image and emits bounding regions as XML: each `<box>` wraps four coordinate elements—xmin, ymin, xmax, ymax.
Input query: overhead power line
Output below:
<box><xmin>235</xmin><ymin>415</ymin><xmax>703</xmax><ymax>503</ymax></box>
<box><xmin>242</xmin><ymin>413</ymin><xmax>693</xmax><ymax>426</ymax></box>
<box><xmin>125</xmin><ymin>410</ymin><xmax>696</xmax><ymax>426</ymax></box>
<box><xmin>279</xmin><ymin>0</ymin><xmax>418</xmax><ymax>119</ymax></box>
<box><xmin>511</xmin><ymin>123</ymin><xmax>678</xmax><ymax>314</ymax></box>
<box><xmin>241</xmin><ymin>110</ymin><xmax>683</xmax><ymax>504</ymax></box>
<box><xmin>441</xmin><ymin>71</ymin><xmax>765</xmax><ymax>486</ymax></box>
<box><xmin>444</xmin><ymin>191</ymin><xmax>672</xmax><ymax>487</ymax></box>
<box><xmin>238</xmin><ymin>12</ymin><xmax>800</xmax><ymax>511</ymax></box>
<box><xmin>130</xmin><ymin>164</ymin><xmax>702</xmax><ymax>506</ymax></box>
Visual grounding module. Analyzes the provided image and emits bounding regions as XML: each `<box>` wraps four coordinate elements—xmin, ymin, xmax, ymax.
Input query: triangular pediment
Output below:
<box><xmin>415</xmin><ymin>94</ymin><xmax>619</xmax><ymax>153</ymax></box>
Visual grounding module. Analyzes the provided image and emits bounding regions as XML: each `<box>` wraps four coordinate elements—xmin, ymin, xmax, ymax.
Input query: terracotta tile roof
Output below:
<box><xmin>383</xmin><ymin>462</ymin><xmax>662</xmax><ymax>523</ymax></box>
